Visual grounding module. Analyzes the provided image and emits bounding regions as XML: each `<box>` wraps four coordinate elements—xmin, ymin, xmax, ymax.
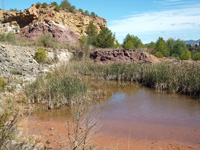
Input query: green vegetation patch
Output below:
<box><xmin>0</xmin><ymin>78</ymin><xmax>6</xmax><ymax>91</ymax></box>
<box><xmin>75</xmin><ymin>61</ymin><xmax>200</xmax><ymax>98</ymax></box>
<box><xmin>34</xmin><ymin>47</ymin><xmax>48</xmax><ymax>63</ymax></box>
<box><xmin>25</xmin><ymin>67</ymin><xmax>87</xmax><ymax>108</ymax></box>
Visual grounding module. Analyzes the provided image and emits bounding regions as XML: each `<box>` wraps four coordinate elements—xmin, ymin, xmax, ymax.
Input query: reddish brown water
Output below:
<box><xmin>33</xmin><ymin>81</ymin><xmax>200</xmax><ymax>148</ymax></box>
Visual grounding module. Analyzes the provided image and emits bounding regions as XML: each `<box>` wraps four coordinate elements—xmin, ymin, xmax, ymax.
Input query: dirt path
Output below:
<box><xmin>23</xmin><ymin>119</ymin><xmax>199</xmax><ymax>150</ymax></box>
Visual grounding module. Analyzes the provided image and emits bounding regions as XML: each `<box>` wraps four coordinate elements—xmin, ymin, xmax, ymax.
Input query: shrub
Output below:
<box><xmin>78</xmin><ymin>8</ymin><xmax>84</xmax><ymax>14</ymax></box>
<box><xmin>0</xmin><ymin>78</ymin><xmax>6</xmax><ymax>91</ymax></box>
<box><xmin>155</xmin><ymin>51</ymin><xmax>164</xmax><ymax>58</ymax></box>
<box><xmin>6</xmin><ymin>32</ymin><xmax>16</xmax><ymax>43</ymax></box>
<box><xmin>193</xmin><ymin>53</ymin><xmax>200</xmax><ymax>61</ymax></box>
<box><xmin>155</xmin><ymin>37</ymin><xmax>167</xmax><ymax>57</ymax></box>
<box><xmin>34</xmin><ymin>47</ymin><xmax>48</xmax><ymax>63</ymax></box>
<box><xmin>90</xmin><ymin>12</ymin><xmax>96</xmax><ymax>17</ymax></box>
<box><xmin>84</xmin><ymin>10</ymin><xmax>89</xmax><ymax>16</ymax></box>
<box><xmin>54</xmin><ymin>5</ymin><xmax>61</xmax><ymax>12</ymax></box>
<box><xmin>0</xmin><ymin>34</ymin><xmax>6</xmax><ymax>42</ymax></box>
<box><xmin>36</xmin><ymin>2</ymin><xmax>41</xmax><ymax>9</ymax></box>
<box><xmin>51</xmin><ymin>2</ymin><xmax>58</xmax><ymax>6</ymax></box>
<box><xmin>42</xmin><ymin>2</ymin><xmax>48</xmax><ymax>8</ymax></box>
<box><xmin>38</xmin><ymin>33</ymin><xmax>56</xmax><ymax>48</ymax></box>
<box><xmin>0</xmin><ymin>32</ymin><xmax>16</xmax><ymax>43</ymax></box>
<box><xmin>60</xmin><ymin>0</ymin><xmax>71</xmax><ymax>10</ymax></box>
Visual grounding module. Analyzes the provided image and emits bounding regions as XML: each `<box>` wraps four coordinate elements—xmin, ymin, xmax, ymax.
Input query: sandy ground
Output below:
<box><xmin>23</xmin><ymin>119</ymin><xmax>200</xmax><ymax>150</ymax></box>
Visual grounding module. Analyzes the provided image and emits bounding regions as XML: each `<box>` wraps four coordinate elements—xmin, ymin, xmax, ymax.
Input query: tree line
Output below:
<box><xmin>83</xmin><ymin>22</ymin><xmax>200</xmax><ymax>60</ymax></box>
<box><xmin>35</xmin><ymin>0</ymin><xmax>98</xmax><ymax>17</ymax></box>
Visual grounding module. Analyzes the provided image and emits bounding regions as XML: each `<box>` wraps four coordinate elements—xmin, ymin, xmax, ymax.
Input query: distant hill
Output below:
<box><xmin>184</xmin><ymin>39</ymin><xmax>200</xmax><ymax>45</ymax></box>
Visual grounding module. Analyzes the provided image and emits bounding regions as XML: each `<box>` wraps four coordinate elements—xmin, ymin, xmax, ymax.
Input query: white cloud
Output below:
<box><xmin>108</xmin><ymin>2</ymin><xmax>200</xmax><ymax>43</ymax></box>
<box><xmin>153</xmin><ymin>0</ymin><xmax>197</xmax><ymax>6</ymax></box>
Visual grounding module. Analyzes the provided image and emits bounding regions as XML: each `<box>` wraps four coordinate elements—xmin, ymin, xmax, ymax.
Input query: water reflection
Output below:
<box><xmin>32</xmin><ymin>80</ymin><xmax>200</xmax><ymax>147</ymax></box>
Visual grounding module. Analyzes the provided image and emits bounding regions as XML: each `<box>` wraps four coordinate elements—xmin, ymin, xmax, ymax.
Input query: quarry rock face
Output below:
<box><xmin>0</xmin><ymin>5</ymin><xmax>107</xmax><ymax>44</ymax></box>
<box><xmin>90</xmin><ymin>49</ymin><xmax>160</xmax><ymax>64</ymax></box>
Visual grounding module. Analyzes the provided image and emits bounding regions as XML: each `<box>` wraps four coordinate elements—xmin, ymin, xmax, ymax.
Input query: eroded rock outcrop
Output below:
<box><xmin>90</xmin><ymin>49</ymin><xmax>160</xmax><ymax>64</ymax></box>
<box><xmin>0</xmin><ymin>5</ymin><xmax>107</xmax><ymax>44</ymax></box>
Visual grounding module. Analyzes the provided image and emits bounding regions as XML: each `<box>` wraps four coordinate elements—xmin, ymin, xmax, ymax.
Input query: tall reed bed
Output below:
<box><xmin>25</xmin><ymin>65</ymin><xmax>87</xmax><ymax>109</ymax></box>
<box><xmin>75</xmin><ymin>61</ymin><xmax>200</xmax><ymax>98</ymax></box>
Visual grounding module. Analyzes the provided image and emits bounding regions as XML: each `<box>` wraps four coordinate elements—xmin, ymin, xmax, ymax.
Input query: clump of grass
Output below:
<box><xmin>0</xmin><ymin>78</ymin><xmax>6</xmax><ymax>91</ymax></box>
<box><xmin>0</xmin><ymin>32</ymin><xmax>16</xmax><ymax>44</ymax></box>
<box><xmin>25</xmin><ymin>66</ymin><xmax>87</xmax><ymax>109</ymax></box>
<box><xmin>0</xmin><ymin>99</ymin><xmax>20</xmax><ymax>149</ymax></box>
<box><xmin>73</xmin><ymin>61</ymin><xmax>200</xmax><ymax>98</ymax></box>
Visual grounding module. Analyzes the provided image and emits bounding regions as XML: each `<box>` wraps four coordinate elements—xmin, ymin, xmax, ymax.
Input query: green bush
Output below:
<box><xmin>6</xmin><ymin>32</ymin><xmax>16</xmax><ymax>43</ymax></box>
<box><xmin>193</xmin><ymin>53</ymin><xmax>200</xmax><ymax>61</ymax></box>
<box><xmin>54</xmin><ymin>5</ymin><xmax>61</xmax><ymax>12</ymax></box>
<box><xmin>51</xmin><ymin>2</ymin><xmax>58</xmax><ymax>6</ymax></box>
<box><xmin>0</xmin><ymin>34</ymin><xmax>6</xmax><ymax>42</ymax></box>
<box><xmin>36</xmin><ymin>2</ymin><xmax>41</xmax><ymax>9</ymax></box>
<box><xmin>0</xmin><ymin>78</ymin><xmax>6</xmax><ymax>91</ymax></box>
<box><xmin>155</xmin><ymin>51</ymin><xmax>164</xmax><ymax>58</ymax></box>
<box><xmin>0</xmin><ymin>32</ymin><xmax>16</xmax><ymax>43</ymax></box>
<box><xmin>42</xmin><ymin>2</ymin><xmax>48</xmax><ymax>8</ymax></box>
<box><xmin>78</xmin><ymin>8</ymin><xmax>84</xmax><ymax>14</ymax></box>
<box><xmin>38</xmin><ymin>34</ymin><xmax>56</xmax><ymax>48</ymax></box>
<box><xmin>34</xmin><ymin>47</ymin><xmax>48</xmax><ymax>63</ymax></box>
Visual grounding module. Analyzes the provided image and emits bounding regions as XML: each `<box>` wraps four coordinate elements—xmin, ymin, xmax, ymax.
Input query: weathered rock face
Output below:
<box><xmin>90</xmin><ymin>49</ymin><xmax>160</xmax><ymax>64</ymax></box>
<box><xmin>0</xmin><ymin>5</ymin><xmax>107</xmax><ymax>44</ymax></box>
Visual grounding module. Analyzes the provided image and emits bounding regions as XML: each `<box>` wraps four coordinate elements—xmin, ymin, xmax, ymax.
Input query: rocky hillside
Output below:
<box><xmin>90</xmin><ymin>49</ymin><xmax>160</xmax><ymax>64</ymax></box>
<box><xmin>0</xmin><ymin>4</ymin><xmax>107</xmax><ymax>44</ymax></box>
<box><xmin>0</xmin><ymin>44</ymin><xmax>72</xmax><ymax>78</ymax></box>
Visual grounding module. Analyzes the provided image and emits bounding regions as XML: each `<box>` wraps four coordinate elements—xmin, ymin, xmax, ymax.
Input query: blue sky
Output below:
<box><xmin>3</xmin><ymin>0</ymin><xmax>200</xmax><ymax>44</ymax></box>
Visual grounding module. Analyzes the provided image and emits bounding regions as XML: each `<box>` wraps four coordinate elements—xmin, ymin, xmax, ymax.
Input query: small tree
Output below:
<box><xmin>122</xmin><ymin>34</ymin><xmax>144</xmax><ymax>49</ymax></box>
<box><xmin>86</xmin><ymin>22</ymin><xmax>97</xmax><ymax>45</ymax></box>
<box><xmin>42</xmin><ymin>2</ymin><xmax>48</xmax><ymax>8</ymax></box>
<box><xmin>84</xmin><ymin>10</ymin><xmax>89</xmax><ymax>16</ymax></box>
<box><xmin>90</xmin><ymin>12</ymin><xmax>95</xmax><ymax>17</ymax></box>
<box><xmin>148</xmin><ymin>41</ymin><xmax>155</xmax><ymax>54</ymax></box>
<box><xmin>172</xmin><ymin>39</ymin><xmax>188</xmax><ymax>57</ymax></box>
<box><xmin>34</xmin><ymin>47</ymin><xmax>48</xmax><ymax>63</ymax></box>
<box><xmin>155</xmin><ymin>37</ymin><xmax>167</xmax><ymax>57</ymax></box>
<box><xmin>36</xmin><ymin>2</ymin><xmax>41</xmax><ymax>9</ymax></box>
<box><xmin>96</xmin><ymin>27</ymin><xmax>115</xmax><ymax>48</ymax></box>
<box><xmin>60</xmin><ymin>0</ymin><xmax>71</xmax><ymax>10</ymax></box>
<box><xmin>166</xmin><ymin>38</ymin><xmax>175</xmax><ymax>57</ymax></box>
<box><xmin>124</xmin><ymin>40</ymin><xmax>134</xmax><ymax>49</ymax></box>
<box><xmin>51</xmin><ymin>2</ymin><xmax>58</xmax><ymax>6</ymax></box>
<box><xmin>54</xmin><ymin>5</ymin><xmax>61</xmax><ymax>12</ymax></box>
<box><xmin>78</xmin><ymin>8</ymin><xmax>84</xmax><ymax>14</ymax></box>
